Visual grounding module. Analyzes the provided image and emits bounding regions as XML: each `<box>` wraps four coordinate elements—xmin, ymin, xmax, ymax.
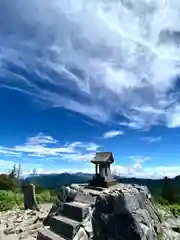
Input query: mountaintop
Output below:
<box><xmin>39</xmin><ymin>183</ymin><xmax>180</xmax><ymax>240</ymax></box>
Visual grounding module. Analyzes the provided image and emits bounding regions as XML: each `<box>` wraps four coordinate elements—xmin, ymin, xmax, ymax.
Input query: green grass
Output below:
<box><xmin>36</xmin><ymin>190</ymin><xmax>57</xmax><ymax>203</ymax></box>
<box><xmin>158</xmin><ymin>231</ymin><xmax>164</xmax><ymax>240</ymax></box>
<box><xmin>168</xmin><ymin>204</ymin><xmax>180</xmax><ymax>217</ymax></box>
<box><xmin>0</xmin><ymin>189</ymin><xmax>57</xmax><ymax>211</ymax></box>
<box><xmin>0</xmin><ymin>190</ymin><xmax>23</xmax><ymax>211</ymax></box>
<box><xmin>153</xmin><ymin>195</ymin><xmax>180</xmax><ymax>217</ymax></box>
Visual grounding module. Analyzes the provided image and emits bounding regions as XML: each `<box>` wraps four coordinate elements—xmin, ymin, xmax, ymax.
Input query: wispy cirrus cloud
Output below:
<box><xmin>103</xmin><ymin>130</ymin><xmax>124</xmax><ymax>139</ymax></box>
<box><xmin>27</xmin><ymin>134</ymin><xmax>57</xmax><ymax>145</ymax></box>
<box><xmin>128</xmin><ymin>155</ymin><xmax>151</xmax><ymax>164</ymax></box>
<box><xmin>1</xmin><ymin>1</ymin><xmax>180</xmax><ymax>129</ymax></box>
<box><xmin>141</xmin><ymin>136</ymin><xmax>162</xmax><ymax>143</ymax></box>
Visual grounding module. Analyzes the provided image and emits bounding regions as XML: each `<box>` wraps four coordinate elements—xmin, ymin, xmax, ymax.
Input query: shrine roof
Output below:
<box><xmin>91</xmin><ymin>152</ymin><xmax>114</xmax><ymax>164</ymax></box>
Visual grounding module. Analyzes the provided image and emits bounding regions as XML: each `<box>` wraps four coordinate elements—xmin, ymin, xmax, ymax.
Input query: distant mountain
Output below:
<box><xmin>117</xmin><ymin>177</ymin><xmax>163</xmax><ymax>195</ymax></box>
<box><xmin>75</xmin><ymin>172</ymin><xmax>92</xmax><ymax>179</ymax></box>
<box><xmin>22</xmin><ymin>172</ymin><xmax>180</xmax><ymax>197</ymax></box>
<box><xmin>22</xmin><ymin>172</ymin><xmax>89</xmax><ymax>189</ymax></box>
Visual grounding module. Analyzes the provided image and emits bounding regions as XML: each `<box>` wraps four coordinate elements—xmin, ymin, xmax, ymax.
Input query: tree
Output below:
<box><xmin>3</xmin><ymin>164</ymin><xmax>22</xmax><ymax>190</ymax></box>
<box><xmin>32</xmin><ymin>168</ymin><xmax>37</xmax><ymax>176</ymax></box>
<box><xmin>8</xmin><ymin>164</ymin><xmax>22</xmax><ymax>179</ymax></box>
<box><xmin>16</xmin><ymin>164</ymin><xmax>22</xmax><ymax>179</ymax></box>
<box><xmin>161</xmin><ymin>176</ymin><xmax>177</xmax><ymax>204</ymax></box>
<box><xmin>8</xmin><ymin>164</ymin><xmax>17</xmax><ymax>179</ymax></box>
<box><xmin>0</xmin><ymin>174</ymin><xmax>17</xmax><ymax>190</ymax></box>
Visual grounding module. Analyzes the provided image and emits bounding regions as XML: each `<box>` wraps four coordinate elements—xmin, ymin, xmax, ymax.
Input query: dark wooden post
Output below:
<box><xmin>23</xmin><ymin>184</ymin><xmax>40</xmax><ymax>211</ymax></box>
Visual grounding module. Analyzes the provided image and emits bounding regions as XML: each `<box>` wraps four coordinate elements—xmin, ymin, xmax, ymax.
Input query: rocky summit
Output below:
<box><xmin>0</xmin><ymin>184</ymin><xmax>180</xmax><ymax>240</ymax></box>
<box><xmin>37</xmin><ymin>183</ymin><xmax>180</xmax><ymax>240</ymax></box>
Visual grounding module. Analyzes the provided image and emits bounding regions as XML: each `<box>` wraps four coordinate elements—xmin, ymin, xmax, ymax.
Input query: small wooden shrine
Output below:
<box><xmin>89</xmin><ymin>152</ymin><xmax>117</xmax><ymax>188</ymax></box>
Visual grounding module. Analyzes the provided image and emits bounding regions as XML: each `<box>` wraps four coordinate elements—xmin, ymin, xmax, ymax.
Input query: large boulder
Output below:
<box><xmin>92</xmin><ymin>184</ymin><xmax>161</xmax><ymax>240</ymax></box>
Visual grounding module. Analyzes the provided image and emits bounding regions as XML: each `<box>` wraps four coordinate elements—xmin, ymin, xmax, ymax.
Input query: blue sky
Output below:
<box><xmin>1</xmin><ymin>0</ymin><xmax>180</xmax><ymax>178</ymax></box>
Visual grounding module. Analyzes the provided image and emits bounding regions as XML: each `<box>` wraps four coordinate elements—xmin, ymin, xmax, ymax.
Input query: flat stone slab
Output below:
<box><xmin>63</xmin><ymin>201</ymin><xmax>90</xmax><ymax>222</ymax></box>
<box><xmin>50</xmin><ymin>215</ymin><xmax>81</xmax><ymax>239</ymax></box>
<box><xmin>74</xmin><ymin>193</ymin><xmax>97</xmax><ymax>205</ymax></box>
<box><xmin>37</xmin><ymin>228</ymin><xmax>65</xmax><ymax>240</ymax></box>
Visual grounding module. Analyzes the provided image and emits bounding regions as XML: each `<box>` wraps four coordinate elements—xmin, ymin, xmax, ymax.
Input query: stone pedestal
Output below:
<box><xmin>89</xmin><ymin>175</ymin><xmax>117</xmax><ymax>188</ymax></box>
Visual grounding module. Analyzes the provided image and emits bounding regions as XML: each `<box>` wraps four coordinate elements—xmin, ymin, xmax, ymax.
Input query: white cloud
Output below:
<box><xmin>0</xmin><ymin>160</ymin><xmax>16</xmax><ymax>169</ymax></box>
<box><xmin>0</xmin><ymin>159</ymin><xmax>44</xmax><ymax>177</ymax></box>
<box><xmin>0</xmin><ymin>147</ymin><xmax>22</xmax><ymax>157</ymax></box>
<box><xmin>22</xmin><ymin>166</ymin><xmax>95</xmax><ymax>177</ymax></box>
<box><xmin>0</xmin><ymin>151</ymin><xmax>179</xmax><ymax>179</ymax></box>
<box><xmin>141</xmin><ymin>136</ymin><xmax>162</xmax><ymax>143</ymax></box>
<box><xmin>61</xmin><ymin>152</ymin><xmax>96</xmax><ymax>162</ymax></box>
<box><xmin>112</xmin><ymin>163</ymin><xmax>180</xmax><ymax>179</ymax></box>
<box><xmin>27</xmin><ymin>133</ymin><xmax>57</xmax><ymax>145</ymax></box>
<box><xmin>166</xmin><ymin>104</ymin><xmax>180</xmax><ymax>128</ymax></box>
<box><xmin>86</xmin><ymin>143</ymin><xmax>100</xmax><ymax>151</ymax></box>
<box><xmin>18</xmin><ymin>161</ymin><xmax>180</xmax><ymax>179</ymax></box>
<box><xmin>128</xmin><ymin>155</ymin><xmax>151</xmax><ymax>164</ymax></box>
<box><xmin>0</xmin><ymin>133</ymin><xmax>100</xmax><ymax>161</ymax></box>
<box><xmin>103</xmin><ymin>130</ymin><xmax>124</xmax><ymax>139</ymax></box>
<box><xmin>1</xmin><ymin>1</ymin><xmax>180</xmax><ymax>129</ymax></box>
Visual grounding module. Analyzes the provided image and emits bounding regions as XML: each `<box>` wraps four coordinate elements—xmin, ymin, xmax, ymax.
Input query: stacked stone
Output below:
<box><xmin>38</xmin><ymin>185</ymin><xmax>96</xmax><ymax>240</ymax></box>
<box><xmin>37</xmin><ymin>183</ymin><xmax>164</xmax><ymax>240</ymax></box>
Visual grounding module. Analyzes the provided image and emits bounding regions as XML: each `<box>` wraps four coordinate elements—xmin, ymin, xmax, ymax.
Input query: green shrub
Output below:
<box><xmin>0</xmin><ymin>190</ymin><xmax>23</xmax><ymax>211</ymax></box>
<box><xmin>169</xmin><ymin>204</ymin><xmax>180</xmax><ymax>217</ymax></box>
<box><xmin>0</xmin><ymin>174</ymin><xmax>18</xmax><ymax>191</ymax></box>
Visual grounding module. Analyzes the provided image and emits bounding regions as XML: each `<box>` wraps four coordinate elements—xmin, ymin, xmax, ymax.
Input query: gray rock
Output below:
<box><xmin>43</xmin><ymin>199</ymin><xmax>64</xmax><ymax>226</ymax></box>
<box><xmin>37</xmin><ymin>228</ymin><xmax>65</xmax><ymax>240</ymax></box>
<box><xmin>146</xmin><ymin>228</ymin><xmax>157</xmax><ymax>240</ymax></box>
<box><xmin>62</xmin><ymin>201</ymin><xmax>90</xmax><ymax>222</ymax></box>
<box><xmin>74</xmin><ymin>193</ymin><xmax>97</xmax><ymax>205</ymax></box>
<box><xmin>50</xmin><ymin>215</ymin><xmax>81</xmax><ymax>239</ymax></box>
<box><xmin>58</xmin><ymin>186</ymin><xmax>77</xmax><ymax>202</ymax></box>
<box><xmin>91</xmin><ymin>184</ymin><xmax>160</xmax><ymax>240</ymax></box>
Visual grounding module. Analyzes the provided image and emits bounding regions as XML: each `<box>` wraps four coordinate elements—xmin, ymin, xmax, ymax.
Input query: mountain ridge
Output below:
<box><xmin>22</xmin><ymin>172</ymin><xmax>180</xmax><ymax>195</ymax></box>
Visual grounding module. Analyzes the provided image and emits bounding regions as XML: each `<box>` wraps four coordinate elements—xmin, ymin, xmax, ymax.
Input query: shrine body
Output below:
<box><xmin>89</xmin><ymin>152</ymin><xmax>117</xmax><ymax>188</ymax></box>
